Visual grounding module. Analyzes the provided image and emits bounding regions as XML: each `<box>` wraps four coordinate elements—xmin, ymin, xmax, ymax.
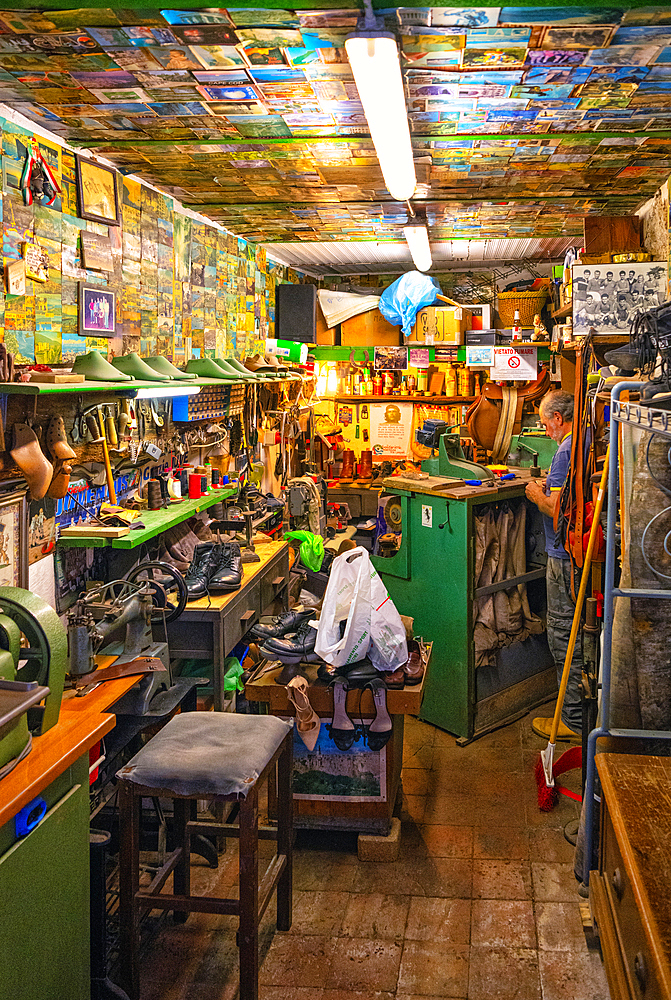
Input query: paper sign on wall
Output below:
<box><xmin>491</xmin><ymin>346</ymin><xmax>537</xmax><ymax>381</ymax></box>
<box><xmin>369</xmin><ymin>402</ymin><xmax>413</xmax><ymax>459</ymax></box>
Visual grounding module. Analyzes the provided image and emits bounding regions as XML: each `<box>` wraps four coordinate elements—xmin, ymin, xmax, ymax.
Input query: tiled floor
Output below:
<box><xmin>137</xmin><ymin>704</ymin><xmax>610</xmax><ymax>1000</ymax></box>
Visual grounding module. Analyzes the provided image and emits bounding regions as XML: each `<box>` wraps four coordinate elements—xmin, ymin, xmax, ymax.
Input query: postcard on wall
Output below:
<box><xmin>572</xmin><ymin>262</ymin><xmax>668</xmax><ymax>335</ymax></box>
<box><xmin>466</xmin><ymin>344</ymin><xmax>495</xmax><ymax>367</ymax></box>
<box><xmin>432</xmin><ymin>8</ymin><xmax>500</xmax><ymax>27</ymax></box>
<box><xmin>370</xmin><ymin>402</ymin><xmax>413</xmax><ymax>461</ymax></box>
<box><xmin>6</xmin><ymin>258</ymin><xmax>26</xmax><ymax>296</ymax></box>
<box><xmin>374</xmin><ymin>346</ymin><xmax>408</xmax><ymax>370</ymax></box>
<box><xmin>23</xmin><ymin>241</ymin><xmax>49</xmax><ymax>282</ymax></box>
<box><xmin>408</xmin><ymin>347</ymin><xmax>430</xmax><ymax>367</ymax></box>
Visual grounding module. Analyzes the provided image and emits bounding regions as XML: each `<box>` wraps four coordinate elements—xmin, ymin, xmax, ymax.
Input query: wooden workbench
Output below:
<box><xmin>167</xmin><ymin>538</ymin><xmax>290</xmax><ymax>710</ymax></box>
<box><xmin>0</xmin><ymin>671</ymin><xmax>139</xmax><ymax>1000</ymax></box>
<box><xmin>246</xmin><ymin>647</ymin><xmax>429</xmax><ymax>836</ymax></box>
<box><xmin>592</xmin><ymin>753</ymin><xmax>671</xmax><ymax>1000</ymax></box>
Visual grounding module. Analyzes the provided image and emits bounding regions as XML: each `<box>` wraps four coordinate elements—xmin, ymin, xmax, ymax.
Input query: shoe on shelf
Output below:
<box><xmin>531</xmin><ymin>717</ymin><xmax>581</xmax><ymax>743</ymax></box>
<box><xmin>250</xmin><ymin>607</ymin><xmax>314</xmax><ymax>641</ymax></box>
<box><xmin>286</xmin><ymin>675</ymin><xmax>321</xmax><ymax>751</ymax></box>
<box><xmin>209</xmin><ymin>541</ymin><xmax>243</xmax><ymax>592</ymax></box>
<box><xmin>264</xmin><ymin>354</ymin><xmax>288</xmax><ymax>376</ymax></box>
<box><xmin>72</xmin><ymin>349</ymin><xmax>132</xmax><ymax>382</ymax></box>
<box><xmin>212</xmin><ymin>358</ymin><xmax>246</xmax><ymax>379</ymax></box>
<box><xmin>182</xmin><ymin>358</ymin><xmax>237</xmax><ymax>380</ymax></box>
<box><xmin>145</xmin><ymin>356</ymin><xmax>196</xmax><ymax>380</ymax></box>
<box><xmin>381</xmin><ymin>665</ymin><xmax>405</xmax><ymax>689</ymax></box>
<box><xmin>226</xmin><ymin>357</ymin><xmax>262</xmax><ymax>379</ymax></box>
<box><xmin>184</xmin><ymin>542</ymin><xmax>221</xmax><ymax>599</ymax></box>
<box><xmin>260</xmin><ymin>617</ymin><xmax>318</xmax><ymax>663</ymax></box>
<box><xmin>245</xmin><ymin>354</ymin><xmax>281</xmax><ymax>377</ymax></box>
<box><xmin>112</xmin><ymin>352</ymin><xmax>170</xmax><ymax>381</ymax></box>
<box><xmin>363</xmin><ymin>677</ymin><xmax>392</xmax><ymax>750</ymax></box>
<box><xmin>340</xmin><ymin>450</ymin><xmax>355</xmax><ymax>483</ymax></box>
<box><xmin>404</xmin><ymin>639</ymin><xmax>425</xmax><ymax>685</ymax></box>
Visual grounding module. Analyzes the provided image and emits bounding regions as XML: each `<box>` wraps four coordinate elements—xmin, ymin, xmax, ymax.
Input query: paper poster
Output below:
<box><xmin>467</xmin><ymin>344</ymin><xmax>495</xmax><ymax>367</ymax></box>
<box><xmin>370</xmin><ymin>402</ymin><xmax>413</xmax><ymax>459</ymax></box>
<box><xmin>409</xmin><ymin>347</ymin><xmax>430</xmax><ymax>368</ymax></box>
<box><xmin>491</xmin><ymin>346</ymin><xmax>538</xmax><ymax>380</ymax></box>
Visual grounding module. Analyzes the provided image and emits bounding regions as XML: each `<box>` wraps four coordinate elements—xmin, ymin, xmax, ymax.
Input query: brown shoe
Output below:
<box><xmin>404</xmin><ymin>639</ymin><xmax>425</xmax><ymax>685</ymax></box>
<box><xmin>10</xmin><ymin>423</ymin><xmax>53</xmax><ymax>500</ymax></box>
<box><xmin>45</xmin><ymin>414</ymin><xmax>76</xmax><ymax>461</ymax></box>
<box><xmin>245</xmin><ymin>354</ymin><xmax>278</xmax><ymax>376</ymax></box>
<box><xmin>381</xmin><ymin>665</ymin><xmax>405</xmax><ymax>689</ymax></box>
<box><xmin>340</xmin><ymin>449</ymin><xmax>355</xmax><ymax>482</ymax></box>
<box><xmin>357</xmin><ymin>449</ymin><xmax>373</xmax><ymax>481</ymax></box>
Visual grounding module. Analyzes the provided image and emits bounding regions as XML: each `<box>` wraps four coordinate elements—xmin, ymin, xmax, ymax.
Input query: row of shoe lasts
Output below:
<box><xmin>10</xmin><ymin>414</ymin><xmax>76</xmax><ymax>501</ymax></box>
<box><xmin>70</xmin><ymin>349</ymin><xmax>302</xmax><ymax>384</ymax></box>
<box><xmin>184</xmin><ymin>541</ymin><xmax>243</xmax><ymax>599</ymax></box>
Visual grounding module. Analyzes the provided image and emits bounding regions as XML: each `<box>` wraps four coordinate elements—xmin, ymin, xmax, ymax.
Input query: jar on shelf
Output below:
<box><xmin>445</xmin><ymin>365</ymin><xmax>457</xmax><ymax>396</ymax></box>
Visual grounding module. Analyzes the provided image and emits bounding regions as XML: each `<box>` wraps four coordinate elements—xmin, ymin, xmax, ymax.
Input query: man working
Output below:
<box><xmin>524</xmin><ymin>389</ymin><xmax>581</xmax><ymax>742</ymax></box>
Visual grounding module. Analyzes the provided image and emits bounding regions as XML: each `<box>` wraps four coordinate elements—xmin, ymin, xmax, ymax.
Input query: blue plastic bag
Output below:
<box><xmin>378</xmin><ymin>271</ymin><xmax>441</xmax><ymax>337</ymax></box>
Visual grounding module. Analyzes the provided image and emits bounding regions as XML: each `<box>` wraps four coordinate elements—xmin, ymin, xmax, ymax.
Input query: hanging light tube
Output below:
<box><xmin>345</xmin><ymin>33</ymin><xmax>416</xmax><ymax>202</ymax></box>
<box><xmin>403</xmin><ymin>224</ymin><xmax>432</xmax><ymax>272</ymax></box>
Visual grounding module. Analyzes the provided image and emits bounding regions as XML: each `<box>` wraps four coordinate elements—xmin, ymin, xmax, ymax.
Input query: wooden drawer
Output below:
<box><xmin>260</xmin><ymin>552</ymin><xmax>289</xmax><ymax>613</ymax></box>
<box><xmin>223</xmin><ymin>583</ymin><xmax>261</xmax><ymax>652</ymax></box>
<box><xmin>598</xmin><ymin>800</ymin><xmax>665</xmax><ymax>1000</ymax></box>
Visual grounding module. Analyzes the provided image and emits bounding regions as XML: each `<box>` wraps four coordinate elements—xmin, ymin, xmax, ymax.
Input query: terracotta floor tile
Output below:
<box><xmin>414</xmin><ymin>857</ymin><xmax>473</xmax><ymax>898</ymax></box>
<box><xmin>414</xmin><ymin>824</ymin><xmax>474</xmax><ymax>859</ymax></box>
<box><xmin>293</xmin><ymin>859</ymin><xmax>357</xmax><ymax>892</ymax></box>
<box><xmin>284</xmin><ymin>890</ymin><xmax>350</xmax><ymax>936</ymax></box>
<box><xmin>340</xmin><ymin>893</ymin><xmax>409</xmax><ymax>940</ymax></box>
<box><xmin>401</xmin><ymin>767</ymin><xmax>430</xmax><ymax>796</ymax></box>
<box><xmin>403</xmin><ymin>744</ymin><xmax>434</xmax><ymax>769</ymax></box>
<box><xmin>468</xmin><ymin>947</ymin><xmax>541</xmax><ymax>1000</ymax></box>
<box><xmin>532</xmin><ymin>862</ymin><xmax>580</xmax><ymax>902</ymax></box>
<box><xmin>352</xmin><ymin>861</ymin><xmax>426</xmax><ymax>897</ymax></box>
<box><xmin>326</xmin><ymin>937</ymin><xmax>402</xmax><ymax>992</ymax></box>
<box><xmin>529</xmin><ymin>827</ymin><xmax>577</xmax><ymax>863</ymax></box>
<box><xmin>536</xmin><ymin>901</ymin><xmax>590</xmax><ymax>951</ymax></box>
<box><xmin>538</xmin><ymin>948</ymin><xmax>610</xmax><ymax>1000</ymax></box>
<box><xmin>260</xmin><ymin>990</ymin><xmax>323</xmax><ymax>1000</ymax></box>
<box><xmin>473</xmin><ymin>826</ymin><xmax>529</xmax><ymax>860</ymax></box>
<box><xmin>405</xmin><ymin>896</ymin><xmax>471</xmax><ymax>944</ymax></box>
<box><xmin>422</xmin><ymin>793</ymin><xmax>482</xmax><ymax>826</ymax></box>
<box><xmin>397</xmin><ymin>941</ymin><xmax>469</xmax><ymax>997</ymax></box>
<box><xmin>471</xmin><ymin>899</ymin><xmax>536</xmax><ymax>949</ymax></box>
<box><xmin>472</xmin><ymin>860</ymin><xmax>532</xmax><ymax>899</ymax></box>
<box><xmin>403</xmin><ymin>721</ymin><xmax>436</xmax><ymax>749</ymax></box>
<box><xmin>259</xmin><ymin>934</ymin><xmax>336</xmax><ymax>988</ymax></box>
<box><xmin>399</xmin><ymin>794</ymin><xmax>427</xmax><ymax>824</ymax></box>
<box><xmin>321</xmin><ymin>992</ymin><xmax>395</xmax><ymax>1000</ymax></box>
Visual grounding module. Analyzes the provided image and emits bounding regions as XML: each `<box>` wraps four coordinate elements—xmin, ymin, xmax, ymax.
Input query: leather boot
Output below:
<box><xmin>250</xmin><ymin>607</ymin><xmax>313</xmax><ymax>641</ymax></box>
<box><xmin>209</xmin><ymin>541</ymin><xmax>243</xmax><ymax>592</ymax></box>
<box><xmin>184</xmin><ymin>543</ymin><xmax>221</xmax><ymax>599</ymax></box>
<box><xmin>358</xmin><ymin>449</ymin><xmax>373</xmax><ymax>481</ymax></box>
<box><xmin>260</xmin><ymin>618</ymin><xmax>318</xmax><ymax>663</ymax></box>
<box><xmin>340</xmin><ymin>449</ymin><xmax>355</xmax><ymax>483</ymax></box>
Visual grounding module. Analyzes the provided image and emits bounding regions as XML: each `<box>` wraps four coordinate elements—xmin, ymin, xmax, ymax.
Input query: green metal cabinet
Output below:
<box><xmin>0</xmin><ymin>755</ymin><xmax>91</xmax><ymax>1000</ymax></box>
<box><xmin>372</xmin><ymin>485</ymin><xmax>555</xmax><ymax>741</ymax></box>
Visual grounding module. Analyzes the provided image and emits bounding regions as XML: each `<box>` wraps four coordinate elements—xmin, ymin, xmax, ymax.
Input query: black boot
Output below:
<box><xmin>250</xmin><ymin>607</ymin><xmax>313</xmax><ymax>641</ymax></box>
<box><xmin>184</xmin><ymin>543</ymin><xmax>220</xmax><ymax>599</ymax></box>
<box><xmin>209</xmin><ymin>541</ymin><xmax>243</xmax><ymax>592</ymax></box>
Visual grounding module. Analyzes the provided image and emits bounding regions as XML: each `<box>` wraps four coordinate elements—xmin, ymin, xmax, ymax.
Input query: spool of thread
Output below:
<box><xmin>212</xmin><ymin>468</ymin><xmax>220</xmax><ymax>486</ymax></box>
<box><xmin>189</xmin><ymin>473</ymin><xmax>202</xmax><ymax>500</ymax></box>
<box><xmin>210</xmin><ymin>502</ymin><xmax>224</xmax><ymax>520</ymax></box>
<box><xmin>180</xmin><ymin>469</ymin><xmax>189</xmax><ymax>495</ymax></box>
<box><xmin>169</xmin><ymin>476</ymin><xmax>182</xmax><ymax>500</ymax></box>
<box><xmin>201</xmin><ymin>475</ymin><xmax>208</xmax><ymax>494</ymax></box>
<box><xmin>147</xmin><ymin>479</ymin><xmax>162</xmax><ymax>511</ymax></box>
<box><xmin>222</xmin><ymin>475</ymin><xmax>229</xmax><ymax>485</ymax></box>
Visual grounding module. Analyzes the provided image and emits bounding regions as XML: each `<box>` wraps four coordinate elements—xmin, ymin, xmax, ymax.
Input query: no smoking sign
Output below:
<box><xmin>492</xmin><ymin>346</ymin><xmax>537</xmax><ymax>381</ymax></box>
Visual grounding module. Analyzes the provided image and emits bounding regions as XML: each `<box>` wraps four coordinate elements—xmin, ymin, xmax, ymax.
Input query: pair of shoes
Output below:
<box><xmin>286</xmin><ymin>675</ymin><xmax>320</xmax><ymax>751</ymax></box>
<box><xmin>340</xmin><ymin>449</ymin><xmax>355</xmax><ymax>482</ymax></box>
<box><xmin>250</xmin><ymin>607</ymin><xmax>313</xmax><ymax>641</ymax></box>
<box><xmin>327</xmin><ymin>676</ymin><xmax>392</xmax><ymax>751</ymax></box>
<box><xmin>184</xmin><ymin>541</ymin><xmax>242</xmax><ymax>599</ymax></box>
<box><xmin>382</xmin><ymin>639</ymin><xmax>425</xmax><ymax>689</ymax></box>
<box><xmin>260</xmin><ymin>616</ymin><xmax>318</xmax><ymax>664</ymax></box>
<box><xmin>531</xmin><ymin>717</ymin><xmax>581</xmax><ymax>743</ymax></box>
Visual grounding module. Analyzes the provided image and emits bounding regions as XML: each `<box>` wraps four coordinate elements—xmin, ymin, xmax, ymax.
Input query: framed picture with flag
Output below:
<box><xmin>75</xmin><ymin>155</ymin><xmax>120</xmax><ymax>226</ymax></box>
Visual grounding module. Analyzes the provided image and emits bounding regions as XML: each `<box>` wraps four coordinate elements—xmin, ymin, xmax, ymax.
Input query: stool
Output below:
<box><xmin>116</xmin><ymin>712</ymin><xmax>293</xmax><ymax>1000</ymax></box>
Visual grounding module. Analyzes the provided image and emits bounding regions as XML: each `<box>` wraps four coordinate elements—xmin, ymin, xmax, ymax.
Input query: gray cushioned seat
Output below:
<box><xmin>117</xmin><ymin>712</ymin><xmax>292</xmax><ymax>799</ymax></box>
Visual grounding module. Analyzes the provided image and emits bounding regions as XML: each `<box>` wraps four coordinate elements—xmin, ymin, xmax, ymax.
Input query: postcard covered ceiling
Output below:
<box><xmin>2</xmin><ymin>4</ymin><xmax>671</xmax><ymax>244</ymax></box>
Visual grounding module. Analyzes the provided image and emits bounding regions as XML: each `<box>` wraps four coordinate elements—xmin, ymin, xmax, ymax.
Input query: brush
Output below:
<box><xmin>535</xmin><ymin>445</ymin><xmax>609</xmax><ymax>811</ymax></box>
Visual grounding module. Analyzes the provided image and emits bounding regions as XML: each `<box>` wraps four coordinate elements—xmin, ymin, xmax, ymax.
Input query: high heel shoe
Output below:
<box><xmin>363</xmin><ymin>677</ymin><xmax>392</xmax><ymax>751</ymax></box>
<box><xmin>327</xmin><ymin>677</ymin><xmax>360</xmax><ymax>751</ymax></box>
<box><xmin>286</xmin><ymin>675</ymin><xmax>320</xmax><ymax>751</ymax></box>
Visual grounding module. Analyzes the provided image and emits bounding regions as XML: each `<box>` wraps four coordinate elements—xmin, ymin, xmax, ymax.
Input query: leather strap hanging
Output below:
<box><xmin>491</xmin><ymin>387</ymin><xmax>518</xmax><ymax>463</ymax></box>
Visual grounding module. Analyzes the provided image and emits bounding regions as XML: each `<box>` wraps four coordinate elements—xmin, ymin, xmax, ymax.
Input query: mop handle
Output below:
<box><xmin>549</xmin><ymin>445</ymin><xmax>610</xmax><ymax>746</ymax></box>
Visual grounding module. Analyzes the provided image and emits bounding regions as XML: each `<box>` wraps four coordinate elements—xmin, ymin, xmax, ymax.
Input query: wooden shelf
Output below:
<box><xmin>57</xmin><ymin>487</ymin><xmax>237</xmax><ymax>549</ymax></box>
<box><xmin>328</xmin><ymin>395</ymin><xmax>477</xmax><ymax>404</ymax></box>
<box><xmin>561</xmin><ymin>334</ymin><xmax>629</xmax><ymax>354</ymax></box>
<box><xmin>552</xmin><ymin>302</ymin><xmax>573</xmax><ymax>319</ymax></box>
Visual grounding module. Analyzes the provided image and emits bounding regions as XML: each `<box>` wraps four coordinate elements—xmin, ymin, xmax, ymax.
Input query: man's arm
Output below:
<box><xmin>525</xmin><ymin>479</ymin><xmax>559</xmax><ymax>519</ymax></box>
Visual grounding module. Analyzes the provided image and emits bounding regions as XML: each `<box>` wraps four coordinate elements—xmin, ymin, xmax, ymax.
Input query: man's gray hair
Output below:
<box><xmin>540</xmin><ymin>390</ymin><xmax>574</xmax><ymax>423</ymax></box>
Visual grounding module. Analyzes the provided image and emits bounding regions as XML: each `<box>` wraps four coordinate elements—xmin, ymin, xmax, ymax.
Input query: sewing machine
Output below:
<box><xmin>0</xmin><ymin>588</ymin><xmax>68</xmax><ymax>775</ymax></box>
<box><xmin>416</xmin><ymin>421</ymin><xmax>495</xmax><ymax>482</ymax></box>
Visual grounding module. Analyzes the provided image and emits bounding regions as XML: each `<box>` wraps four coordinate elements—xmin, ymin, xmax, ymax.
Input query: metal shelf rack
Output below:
<box><xmin>584</xmin><ymin>381</ymin><xmax>671</xmax><ymax>885</ymax></box>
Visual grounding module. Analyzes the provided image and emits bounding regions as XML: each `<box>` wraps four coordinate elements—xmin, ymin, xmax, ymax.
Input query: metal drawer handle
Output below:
<box><xmin>240</xmin><ymin>610</ymin><xmax>256</xmax><ymax>622</ymax></box>
<box><xmin>634</xmin><ymin>952</ymin><xmax>647</xmax><ymax>991</ymax></box>
<box><xmin>612</xmin><ymin>867</ymin><xmax>623</xmax><ymax>900</ymax></box>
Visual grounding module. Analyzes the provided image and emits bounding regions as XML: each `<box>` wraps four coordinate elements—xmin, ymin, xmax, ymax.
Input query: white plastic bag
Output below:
<box><xmin>314</xmin><ymin>547</ymin><xmax>408</xmax><ymax>671</ymax></box>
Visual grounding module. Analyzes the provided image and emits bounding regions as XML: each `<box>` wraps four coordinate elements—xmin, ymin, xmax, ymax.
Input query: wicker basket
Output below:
<box><xmin>497</xmin><ymin>289</ymin><xmax>549</xmax><ymax>328</ymax></box>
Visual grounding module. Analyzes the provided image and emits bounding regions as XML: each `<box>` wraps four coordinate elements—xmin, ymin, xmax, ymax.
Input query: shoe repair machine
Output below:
<box><xmin>374</xmin><ymin>421</ymin><xmax>557</xmax><ymax>742</ymax></box>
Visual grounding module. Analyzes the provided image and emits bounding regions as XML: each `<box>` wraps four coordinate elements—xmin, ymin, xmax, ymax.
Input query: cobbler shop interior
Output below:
<box><xmin>5</xmin><ymin>3</ymin><xmax>671</xmax><ymax>1000</ymax></box>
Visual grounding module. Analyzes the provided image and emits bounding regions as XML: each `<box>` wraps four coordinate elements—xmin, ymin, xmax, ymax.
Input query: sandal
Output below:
<box><xmin>286</xmin><ymin>676</ymin><xmax>321</xmax><ymax>751</ymax></box>
<box><xmin>327</xmin><ymin>677</ymin><xmax>360</xmax><ymax>751</ymax></box>
<box><xmin>363</xmin><ymin>677</ymin><xmax>393</xmax><ymax>751</ymax></box>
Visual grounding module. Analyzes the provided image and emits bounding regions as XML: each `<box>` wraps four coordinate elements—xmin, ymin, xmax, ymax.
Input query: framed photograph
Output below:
<box><xmin>0</xmin><ymin>489</ymin><xmax>28</xmax><ymax>588</ymax></box>
<box><xmin>572</xmin><ymin>262</ymin><xmax>668</xmax><ymax>335</ymax></box>
<box><xmin>75</xmin><ymin>154</ymin><xmax>120</xmax><ymax>226</ymax></box>
<box><xmin>78</xmin><ymin>283</ymin><xmax>116</xmax><ymax>336</ymax></box>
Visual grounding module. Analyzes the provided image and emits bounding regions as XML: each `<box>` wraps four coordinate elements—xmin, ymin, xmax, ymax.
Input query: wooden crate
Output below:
<box><xmin>340</xmin><ymin>309</ymin><xmax>401</xmax><ymax>347</ymax></box>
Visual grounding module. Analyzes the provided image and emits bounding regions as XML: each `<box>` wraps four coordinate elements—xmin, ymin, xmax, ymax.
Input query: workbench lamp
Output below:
<box><xmin>403</xmin><ymin>224</ymin><xmax>432</xmax><ymax>272</ymax></box>
<box><xmin>345</xmin><ymin>32</ymin><xmax>417</xmax><ymax>202</ymax></box>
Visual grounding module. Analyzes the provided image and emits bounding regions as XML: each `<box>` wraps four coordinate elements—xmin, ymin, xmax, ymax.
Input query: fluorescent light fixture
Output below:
<box><xmin>345</xmin><ymin>33</ymin><xmax>416</xmax><ymax>202</ymax></box>
<box><xmin>403</xmin><ymin>224</ymin><xmax>432</xmax><ymax>272</ymax></box>
<box><xmin>135</xmin><ymin>385</ymin><xmax>201</xmax><ymax>399</ymax></box>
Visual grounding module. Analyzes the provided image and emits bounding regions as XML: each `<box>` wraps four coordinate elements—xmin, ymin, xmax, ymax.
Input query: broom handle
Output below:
<box><xmin>549</xmin><ymin>445</ymin><xmax>610</xmax><ymax>746</ymax></box>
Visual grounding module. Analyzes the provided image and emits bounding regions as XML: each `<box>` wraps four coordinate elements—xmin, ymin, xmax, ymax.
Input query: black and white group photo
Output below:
<box><xmin>572</xmin><ymin>262</ymin><xmax>668</xmax><ymax>334</ymax></box>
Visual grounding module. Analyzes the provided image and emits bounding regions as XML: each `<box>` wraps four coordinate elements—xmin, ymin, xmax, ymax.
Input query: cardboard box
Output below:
<box><xmin>315</xmin><ymin>302</ymin><xmax>340</xmax><ymax>345</ymax></box>
<box><xmin>409</xmin><ymin>306</ymin><xmax>472</xmax><ymax>344</ymax></box>
<box><xmin>466</xmin><ymin>329</ymin><xmax>496</xmax><ymax>345</ymax></box>
<box><xmin>340</xmin><ymin>309</ymin><xmax>401</xmax><ymax>346</ymax></box>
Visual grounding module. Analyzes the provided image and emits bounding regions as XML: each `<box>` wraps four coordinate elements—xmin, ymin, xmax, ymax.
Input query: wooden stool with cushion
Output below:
<box><xmin>116</xmin><ymin>712</ymin><xmax>293</xmax><ymax>1000</ymax></box>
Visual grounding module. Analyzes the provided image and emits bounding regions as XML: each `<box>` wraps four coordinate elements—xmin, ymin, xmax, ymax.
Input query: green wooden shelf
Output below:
<box><xmin>57</xmin><ymin>487</ymin><xmax>237</xmax><ymax>550</ymax></box>
<box><xmin>310</xmin><ymin>345</ymin><xmax>551</xmax><ymax>363</ymax></box>
<box><xmin>0</xmin><ymin>375</ymin><xmax>300</xmax><ymax>396</ymax></box>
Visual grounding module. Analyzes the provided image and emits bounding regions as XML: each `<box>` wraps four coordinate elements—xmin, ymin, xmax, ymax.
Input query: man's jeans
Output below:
<box><xmin>546</xmin><ymin>556</ymin><xmax>583</xmax><ymax>732</ymax></box>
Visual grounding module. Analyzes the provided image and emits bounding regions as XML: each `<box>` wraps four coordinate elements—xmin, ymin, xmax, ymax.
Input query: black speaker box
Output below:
<box><xmin>276</xmin><ymin>283</ymin><xmax>316</xmax><ymax>343</ymax></box>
